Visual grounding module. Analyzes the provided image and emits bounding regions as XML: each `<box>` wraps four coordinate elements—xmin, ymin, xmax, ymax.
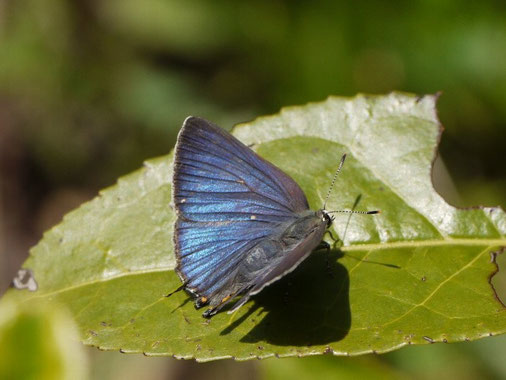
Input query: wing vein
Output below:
<box><xmin>179</xmin><ymin>136</ymin><xmax>287</xmax><ymax>198</ymax></box>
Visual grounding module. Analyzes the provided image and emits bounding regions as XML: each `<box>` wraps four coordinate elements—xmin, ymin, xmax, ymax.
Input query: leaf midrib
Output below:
<box><xmin>341</xmin><ymin>238</ymin><xmax>505</xmax><ymax>251</ymax></box>
<box><xmin>20</xmin><ymin>237</ymin><xmax>504</xmax><ymax>301</ymax></box>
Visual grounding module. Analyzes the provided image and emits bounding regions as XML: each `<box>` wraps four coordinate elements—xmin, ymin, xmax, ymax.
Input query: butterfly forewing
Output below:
<box><xmin>173</xmin><ymin>117</ymin><xmax>321</xmax><ymax>314</ymax></box>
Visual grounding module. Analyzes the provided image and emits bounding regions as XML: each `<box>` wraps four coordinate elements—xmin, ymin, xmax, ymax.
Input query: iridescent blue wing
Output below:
<box><xmin>173</xmin><ymin>116</ymin><xmax>310</xmax><ymax>307</ymax></box>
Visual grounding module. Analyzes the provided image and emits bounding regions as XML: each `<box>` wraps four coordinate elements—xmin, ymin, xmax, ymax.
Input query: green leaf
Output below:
<box><xmin>3</xmin><ymin>93</ymin><xmax>505</xmax><ymax>361</ymax></box>
<box><xmin>0</xmin><ymin>298</ymin><xmax>87</xmax><ymax>380</ymax></box>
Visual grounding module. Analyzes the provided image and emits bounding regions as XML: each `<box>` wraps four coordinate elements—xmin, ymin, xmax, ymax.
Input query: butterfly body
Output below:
<box><xmin>172</xmin><ymin>117</ymin><xmax>336</xmax><ymax>317</ymax></box>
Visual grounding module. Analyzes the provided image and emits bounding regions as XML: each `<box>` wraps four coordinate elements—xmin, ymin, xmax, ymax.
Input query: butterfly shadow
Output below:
<box><xmin>220</xmin><ymin>249</ymin><xmax>350</xmax><ymax>346</ymax></box>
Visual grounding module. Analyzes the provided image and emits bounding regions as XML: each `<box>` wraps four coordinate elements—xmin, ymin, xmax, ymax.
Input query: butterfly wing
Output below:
<box><xmin>227</xmin><ymin>213</ymin><xmax>328</xmax><ymax>314</ymax></box>
<box><xmin>173</xmin><ymin>117</ymin><xmax>310</xmax><ymax>307</ymax></box>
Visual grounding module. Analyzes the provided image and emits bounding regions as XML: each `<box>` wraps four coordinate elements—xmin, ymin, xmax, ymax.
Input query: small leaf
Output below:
<box><xmin>3</xmin><ymin>93</ymin><xmax>505</xmax><ymax>361</ymax></box>
<box><xmin>0</xmin><ymin>298</ymin><xmax>87</xmax><ymax>379</ymax></box>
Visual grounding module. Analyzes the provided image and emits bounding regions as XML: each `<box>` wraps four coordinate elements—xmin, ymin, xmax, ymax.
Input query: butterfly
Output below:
<box><xmin>168</xmin><ymin>116</ymin><xmax>378</xmax><ymax>317</ymax></box>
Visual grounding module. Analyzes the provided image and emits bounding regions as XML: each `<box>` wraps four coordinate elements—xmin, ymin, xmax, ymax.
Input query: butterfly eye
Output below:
<box><xmin>323</xmin><ymin>212</ymin><xmax>333</xmax><ymax>228</ymax></box>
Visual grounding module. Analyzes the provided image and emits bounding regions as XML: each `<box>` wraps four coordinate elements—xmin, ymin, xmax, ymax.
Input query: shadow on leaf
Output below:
<box><xmin>221</xmin><ymin>249</ymin><xmax>350</xmax><ymax>346</ymax></box>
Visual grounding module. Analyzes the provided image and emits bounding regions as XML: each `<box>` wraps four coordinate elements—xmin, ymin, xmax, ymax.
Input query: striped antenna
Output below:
<box><xmin>327</xmin><ymin>210</ymin><xmax>380</xmax><ymax>215</ymax></box>
<box><xmin>323</xmin><ymin>153</ymin><xmax>347</xmax><ymax>209</ymax></box>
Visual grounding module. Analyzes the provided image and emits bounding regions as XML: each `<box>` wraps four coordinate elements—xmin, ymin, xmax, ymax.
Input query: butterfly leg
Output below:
<box><xmin>326</xmin><ymin>230</ymin><xmax>338</xmax><ymax>243</ymax></box>
<box><xmin>202</xmin><ymin>284</ymin><xmax>254</xmax><ymax>318</ymax></box>
<box><xmin>194</xmin><ymin>296</ymin><xmax>209</xmax><ymax>309</ymax></box>
<box><xmin>202</xmin><ymin>294</ymin><xmax>236</xmax><ymax>318</ymax></box>
<box><xmin>315</xmin><ymin>241</ymin><xmax>330</xmax><ymax>252</ymax></box>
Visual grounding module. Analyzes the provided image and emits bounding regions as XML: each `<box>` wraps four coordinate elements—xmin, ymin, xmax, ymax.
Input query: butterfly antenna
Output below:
<box><xmin>323</xmin><ymin>153</ymin><xmax>347</xmax><ymax>210</ymax></box>
<box><xmin>327</xmin><ymin>210</ymin><xmax>380</xmax><ymax>215</ymax></box>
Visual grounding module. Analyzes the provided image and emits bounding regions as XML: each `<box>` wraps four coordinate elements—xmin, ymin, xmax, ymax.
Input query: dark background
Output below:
<box><xmin>1</xmin><ymin>1</ymin><xmax>505</xmax><ymax>379</ymax></box>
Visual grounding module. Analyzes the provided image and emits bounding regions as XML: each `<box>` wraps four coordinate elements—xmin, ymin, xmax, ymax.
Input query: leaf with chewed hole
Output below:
<box><xmin>2</xmin><ymin>93</ymin><xmax>505</xmax><ymax>361</ymax></box>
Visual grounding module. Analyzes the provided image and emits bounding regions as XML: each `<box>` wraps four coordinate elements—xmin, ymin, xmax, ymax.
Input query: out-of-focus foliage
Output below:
<box><xmin>0</xmin><ymin>298</ymin><xmax>87</xmax><ymax>380</ymax></box>
<box><xmin>261</xmin><ymin>336</ymin><xmax>506</xmax><ymax>380</ymax></box>
<box><xmin>260</xmin><ymin>355</ymin><xmax>407</xmax><ymax>380</ymax></box>
<box><xmin>0</xmin><ymin>0</ymin><xmax>504</xmax><ymax>203</ymax></box>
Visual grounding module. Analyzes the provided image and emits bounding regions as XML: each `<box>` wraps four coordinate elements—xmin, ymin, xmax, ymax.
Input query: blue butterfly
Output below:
<box><xmin>169</xmin><ymin>116</ymin><xmax>378</xmax><ymax>317</ymax></box>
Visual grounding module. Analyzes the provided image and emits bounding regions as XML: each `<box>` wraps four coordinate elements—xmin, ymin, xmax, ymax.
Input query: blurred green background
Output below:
<box><xmin>0</xmin><ymin>0</ymin><xmax>505</xmax><ymax>379</ymax></box>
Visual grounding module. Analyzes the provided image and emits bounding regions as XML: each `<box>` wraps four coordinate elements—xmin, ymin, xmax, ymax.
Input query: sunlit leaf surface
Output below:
<box><xmin>4</xmin><ymin>93</ymin><xmax>505</xmax><ymax>361</ymax></box>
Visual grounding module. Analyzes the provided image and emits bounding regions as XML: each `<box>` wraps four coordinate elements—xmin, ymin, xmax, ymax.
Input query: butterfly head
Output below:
<box><xmin>316</xmin><ymin>209</ymin><xmax>335</xmax><ymax>228</ymax></box>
